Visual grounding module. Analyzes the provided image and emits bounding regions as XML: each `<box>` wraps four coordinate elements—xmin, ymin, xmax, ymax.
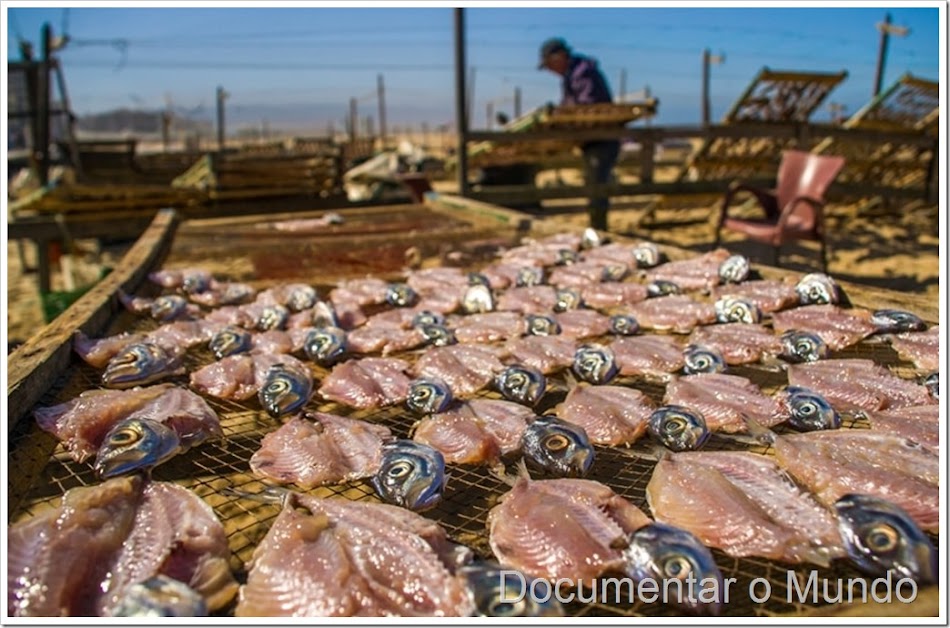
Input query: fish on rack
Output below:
<box><xmin>771</xmin><ymin>304</ymin><xmax>878</xmax><ymax>351</ymax></box>
<box><xmin>646</xmin><ymin>451</ymin><xmax>845</xmax><ymax>565</ymax></box>
<box><xmin>411</xmin><ymin>345</ymin><xmax>506</xmax><ymax>397</ymax></box>
<box><xmin>7</xmin><ymin>475</ymin><xmax>238</xmax><ymax>617</ymax></box>
<box><xmin>250</xmin><ymin>412</ymin><xmax>394</xmax><ymax>489</ymax></box>
<box><xmin>786</xmin><ymin>358</ymin><xmax>936</xmax><ymax>413</ymax></box>
<box><xmin>863</xmin><ymin>404</ymin><xmax>939</xmax><ymax>451</ymax></box>
<box><xmin>664</xmin><ymin>373</ymin><xmax>787</xmax><ymax>433</ymax></box>
<box><xmin>412</xmin><ymin>399</ymin><xmax>537</xmax><ymax>466</ymax></box>
<box><xmin>610</xmin><ymin>335</ymin><xmax>685</xmax><ymax>378</ymax></box>
<box><xmin>502</xmin><ymin>335</ymin><xmax>578</xmax><ymax>375</ymax></box>
<box><xmin>644</xmin><ymin>247</ymin><xmax>733</xmax><ymax>292</ymax></box>
<box><xmin>34</xmin><ymin>383</ymin><xmax>222</xmax><ymax>463</ymax></box>
<box><xmin>710</xmin><ymin>279</ymin><xmax>800</xmax><ymax>313</ymax></box>
<box><xmin>449</xmin><ymin>312</ymin><xmax>525</xmax><ymax>344</ymax></box>
<box><xmin>888</xmin><ymin>325</ymin><xmax>940</xmax><ymax>372</ymax></box>
<box><xmin>102</xmin><ymin>342</ymin><xmax>187</xmax><ymax>389</ymax></box>
<box><xmin>688</xmin><ymin>323</ymin><xmax>783</xmax><ymax>365</ymax></box>
<box><xmin>621</xmin><ymin>295</ymin><xmax>718</xmax><ymax>334</ymax></box>
<box><xmin>317</xmin><ymin>357</ymin><xmax>413</xmax><ymax>409</ymax></box>
<box><xmin>554</xmin><ymin>384</ymin><xmax>655</xmax><ymax>446</ymax></box>
<box><xmin>190</xmin><ymin>352</ymin><xmax>313</xmax><ymax>406</ymax></box>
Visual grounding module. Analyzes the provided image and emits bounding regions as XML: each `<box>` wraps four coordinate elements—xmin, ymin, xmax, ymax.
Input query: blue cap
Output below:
<box><xmin>538</xmin><ymin>37</ymin><xmax>569</xmax><ymax>69</ymax></box>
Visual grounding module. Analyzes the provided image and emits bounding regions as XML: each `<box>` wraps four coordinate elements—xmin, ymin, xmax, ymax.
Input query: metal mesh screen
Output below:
<box><xmin>7</xmin><ymin>218</ymin><xmax>938</xmax><ymax>618</ymax></box>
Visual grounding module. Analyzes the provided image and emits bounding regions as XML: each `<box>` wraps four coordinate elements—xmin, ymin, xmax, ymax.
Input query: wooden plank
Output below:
<box><xmin>6</xmin><ymin>209</ymin><xmax>180</xmax><ymax>430</ymax></box>
<box><xmin>424</xmin><ymin>192</ymin><xmax>533</xmax><ymax>231</ymax></box>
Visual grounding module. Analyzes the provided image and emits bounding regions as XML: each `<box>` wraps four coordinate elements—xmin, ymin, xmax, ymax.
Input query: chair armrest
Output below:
<box><xmin>716</xmin><ymin>181</ymin><xmax>778</xmax><ymax>228</ymax></box>
<box><xmin>775</xmin><ymin>195</ymin><xmax>825</xmax><ymax>234</ymax></box>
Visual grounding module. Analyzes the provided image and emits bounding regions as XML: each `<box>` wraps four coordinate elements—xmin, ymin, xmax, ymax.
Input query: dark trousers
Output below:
<box><xmin>582</xmin><ymin>140</ymin><xmax>621</xmax><ymax>230</ymax></box>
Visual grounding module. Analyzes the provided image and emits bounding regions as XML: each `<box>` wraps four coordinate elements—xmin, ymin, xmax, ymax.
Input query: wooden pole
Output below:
<box><xmin>701</xmin><ymin>48</ymin><xmax>711</xmax><ymax>126</ymax></box>
<box><xmin>514</xmin><ymin>86</ymin><xmax>522</xmax><ymax>118</ymax></box>
<box><xmin>454</xmin><ymin>8</ymin><xmax>470</xmax><ymax>196</ymax></box>
<box><xmin>349</xmin><ymin>97</ymin><xmax>358</xmax><ymax>141</ymax></box>
<box><xmin>487</xmin><ymin>101</ymin><xmax>494</xmax><ymax>130</ymax></box>
<box><xmin>377</xmin><ymin>73</ymin><xmax>387</xmax><ymax>148</ymax></box>
<box><xmin>37</xmin><ymin>23</ymin><xmax>52</xmax><ymax>186</ymax></box>
<box><xmin>216</xmin><ymin>85</ymin><xmax>228</xmax><ymax>152</ymax></box>
<box><xmin>618</xmin><ymin>68</ymin><xmax>627</xmax><ymax>102</ymax></box>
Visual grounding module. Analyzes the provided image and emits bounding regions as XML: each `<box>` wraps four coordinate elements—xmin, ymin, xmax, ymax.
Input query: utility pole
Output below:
<box><xmin>349</xmin><ymin>97</ymin><xmax>358</xmax><ymax>141</ymax></box>
<box><xmin>873</xmin><ymin>13</ymin><xmax>909</xmax><ymax>97</ymax></box>
<box><xmin>36</xmin><ymin>23</ymin><xmax>53</xmax><ymax>185</ymax></box>
<box><xmin>466</xmin><ymin>66</ymin><xmax>476</xmax><ymax>128</ymax></box>
<box><xmin>702</xmin><ymin>48</ymin><xmax>725</xmax><ymax>126</ymax></box>
<box><xmin>514</xmin><ymin>86</ymin><xmax>522</xmax><ymax>118</ymax></box>
<box><xmin>618</xmin><ymin>69</ymin><xmax>627</xmax><ymax>103</ymax></box>
<box><xmin>486</xmin><ymin>101</ymin><xmax>494</xmax><ymax>130</ymax></box>
<box><xmin>215</xmin><ymin>85</ymin><xmax>228</xmax><ymax>152</ymax></box>
<box><xmin>454</xmin><ymin>7</ymin><xmax>470</xmax><ymax>196</ymax></box>
<box><xmin>377</xmin><ymin>73</ymin><xmax>387</xmax><ymax>148</ymax></box>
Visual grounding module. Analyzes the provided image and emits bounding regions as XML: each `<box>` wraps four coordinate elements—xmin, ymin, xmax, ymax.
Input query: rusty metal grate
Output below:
<box><xmin>6</xmin><ymin>226</ymin><xmax>938</xmax><ymax>618</ymax></box>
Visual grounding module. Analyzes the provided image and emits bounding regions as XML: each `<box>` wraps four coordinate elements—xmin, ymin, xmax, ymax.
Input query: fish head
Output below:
<box><xmin>784</xmin><ymin>386</ymin><xmax>840</xmax><ymax>431</ymax></box>
<box><xmin>258</xmin><ymin>363</ymin><xmax>313</xmax><ymax>418</ymax></box>
<box><xmin>102</xmin><ymin>343</ymin><xmax>175</xmax><ymax>389</ymax></box>
<box><xmin>571</xmin><ymin>344</ymin><xmax>618</xmax><ymax>385</ymax></box>
<box><xmin>256</xmin><ymin>304</ymin><xmax>289</xmax><ymax>331</ymax></box>
<box><xmin>109</xmin><ymin>575</ymin><xmax>208</xmax><ymax>617</ymax></box>
<box><xmin>600</xmin><ymin>263</ymin><xmax>629</xmax><ymax>282</ymax></box>
<box><xmin>870</xmin><ymin>309</ymin><xmax>927</xmax><ymax>334</ymax></box>
<box><xmin>647</xmin><ymin>280</ymin><xmax>681</xmax><ymax>298</ymax></box>
<box><xmin>467</xmin><ymin>272</ymin><xmax>492</xmax><ymax>287</ymax></box>
<box><xmin>287</xmin><ymin>285</ymin><xmax>318</xmax><ymax>312</ymax></box>
<box><xmin>220</xmin><ymin>283</ymin><xmax>255</xmax><ymax>305</ymax></box>
<box><xmin>208</xmin><ymin>326</ymin><xmax>252</xmax><ymax>360</ymax></box>
<box><xmin>418</xmin><ymin>324</ymin><xmax>457</xmax><ymax>347</ymax></box>
<box><xmin>521</xmin><ymin>415</ymin><xmax>594</xmax><ymax>478</ymax></box>
<box><xmin>385</xmin><ymin>283</ymin><xmax>419</xmax><ymax>308</ymax></box>
<box><xmin>714</xmin><ymin>296</ymin><xmax>761</xmax><ymax>324</ymax></box>
<box><xmin>94</xmin><ymin>418</ymin><xmax>181</xmax><ymax>478</ymax></box>
<box><xmin>633</xmin><ymin>242</ymin><xmax>662</xmax><ymax>268</ymax></box>
<box><xmin>515</xmin><ymin>266</ymin><xmax>545</xmax><ymax>288</ymax></box>
<box><xmin>683</xmin><ymin>345</ymin><xmax>726</xmax><ymax>375</ymax></box>
<box><xmin>923</xmin><ymin>372</ymin><xmax>938</xmax><ymax>399</ymax></box>
<box><xmin>624</xmin><ymin>522</ymin><xmax>724</xmax><ymax>616</ymax></box>
<box><xmin>555</xmin><ymin>249</ymin><xmax>579</xmax><ymax>266</ymax></box>
<box><xmin>406</xmin><ymin>378</ymin><xmax>454</xmax><ymax>415</ymax></box>
<box><xmin>461</xmin><ymin>284</ymin><xmax>495</xmax><ymax>314</ymax></box>
<box><xmin>372</xmin><ymin>440</ymin><xmax>446</xmax><ymax>511</ymax></box>
<box><xmin>647</xmin><ymin>405</ymin><xmax>710</xmax><ymax>452</ymax></box>
<box><xmin>412</xmin><ymin>309</ymin><xmax>445</xmax><ymax>328</ymax></box>
<box><xmin>580</xmin><ymin>227</ymin><xmax>603</xmax><ymax>250</ymax></box>
<box><xmin>496</xmin><ymin>365</ymin><xmax>546</xmax><ymax>407</ymax></box>
<box><xmin>796</xmin><ymin>273</ymin><xmax>840</xmax><ymax>305</ymax></box>
<box><xmin>303</xmin><ymin>327</ymin><xmax>348</xmax><ymax>366</ymax></box>
<box><xmin>460</xmin><ymin>563</ymin><xmax>564</xmax><ymax>617</ymax></box>
<box><xmin>524</xmin><ymin>314</ymin><xmax>561</xmax><ymax>337</ymax></box>
<box><xmin>718</xmin><ymin>254</ymin><xmax>750</xmax><ymax>284</ymax></box>
<box><xmin>553</xmin><ymin>288</ymin><xmax>582</xmax><ymax>313</ymax></box>
<box><xmin>608</xmin><ymin>314</ymin><xmax>640</xmax><ymax>336</ymax></box>
<box><xmin>149</xmin><ymin>295</ymin><xmax>188</xmax><ymax>322</ymax></box>
<box><xmin>834</xmin><ymin>493</ymin><xmax>937</xmax><ymax>585</ymax></box>
<box><xmin>181</xmin><ymin>271</ymin><xmax>212</xmax><ymax>295</ymax></box>
<box><xmin>311</xmin><ymin>300</ymin><xmax>341</xmax><ymax>328</ymax></box>
<box><xmin>780</xmin><ymin>330</ymin><xmax>829</xmax><ymax>363</ymax></box>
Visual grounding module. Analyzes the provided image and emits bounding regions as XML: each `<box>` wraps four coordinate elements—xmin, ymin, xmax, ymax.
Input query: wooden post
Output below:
<box><xmin>618</xmin><ymin>68</ymin><xmax>627</xmax><ymax>102</ymax></box>
<box><xmin>514</xmin><ymin>86</ymin><xmax>522</xmax><ymax>118</ymax></box>
<box><xmin>216</xmin><ymin>85</ymin><xmax>228</xmax><ymax>152</ymax></box>
<box><xmin>349</xmin><ymin>97</ymin><xmax>358</xmax><ymax>141</ymax></box>
<box><xmin>701</xmin><ymin>48</ymin><xmax>711</xmax><ymax>126</ymax></box>
<box><xmin>377</xmin><ymin>73</ymin><xmax>387</xmax><ymax>148</ymax></box>
<box><xmin>454</xmin><ymin>8</ymin><xmax>470</xmax><ymax>196</ymax></box>
<box><xmin>873</xmin><ymin>13</ymin><xmax>891</xmax><ymax>97</ymax></box>
<box><xmin>487</xmin><ymin>101</ymin><xmax>494</xmax><ymax>130</ymax></box>
<box><xmin>37</xmin><ymin>23</ymin><xmax>52</xmax><ymax>186</ymax></box>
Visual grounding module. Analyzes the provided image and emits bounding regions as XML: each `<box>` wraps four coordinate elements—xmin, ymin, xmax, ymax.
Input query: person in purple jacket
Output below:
<box><xmin>538</xmin><ymin>37</ymin><xmax>620</xmax><ymax>231</ymax></box>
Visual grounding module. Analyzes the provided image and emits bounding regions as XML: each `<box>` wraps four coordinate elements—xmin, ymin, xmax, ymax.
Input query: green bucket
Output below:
<box><xmin>40</xmin><ymin>267</ymin><xmax>113</xmax><ymax>323</ymax></box>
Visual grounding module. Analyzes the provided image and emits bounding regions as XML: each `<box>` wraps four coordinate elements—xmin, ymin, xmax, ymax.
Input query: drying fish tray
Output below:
<box><xmin>6</xmin><ymin>195</ymin><xmax>940</xmax><ymax>618</ymax></box>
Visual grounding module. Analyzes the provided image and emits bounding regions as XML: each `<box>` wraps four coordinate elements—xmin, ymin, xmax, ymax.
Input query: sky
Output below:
<box><xmin>3</xmin><ymin>2</ymin><xmax>944</xmax><ymax>134</ymax></box>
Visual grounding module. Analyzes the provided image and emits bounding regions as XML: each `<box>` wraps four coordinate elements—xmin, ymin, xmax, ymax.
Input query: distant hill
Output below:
<box><xmin>76</xmin><ymin>108</ymin><xmax>212</xmax><ymax>135</ymax></box>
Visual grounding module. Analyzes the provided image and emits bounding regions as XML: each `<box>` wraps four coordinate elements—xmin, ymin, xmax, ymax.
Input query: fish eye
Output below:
<box><xmin>489</xmin><ymin>599</ymin><xmax>526</xmax><ymax>617</ymax></box>
<box><xmin>544</xmin><ymin>434</ymin><xmax>570</xmax><ymax>452</ymax></box>
<box><xmin>387</xmin><ymin>461</ymin><xmax>414</xmax><ymax>478</ymax></box>
<box><xmin>796</xmin><ymin>400</ymin><xmax>817</xmax><ymax>416</ymax></box>
<box><xmin>663</xmin><ymin>555</ymin><xmax>693</xmax><ymax>580</ymax></box>
<box><xmin>413</xmin><ymin>386</ymin><xmax>432</xmax><ymax>400</ymax></box>
<box><xmin>266</xmin><ymin>379</ymin><xmax>290</xmax><ymax>394</ymax></box>
<box><xmin>110</xmin><ymin>428</ymin><xmax>141</xmax><ymax>445</ymax></box>
<box><xmin>507</xmin><ymin>372</ymin><xmax>527</xmax><ymax>387</ymax></box>
<box><xmin>865</xmin><ymin>524</ymin><xmax>899</xmax><ymax>552</ymax></box>
<box><xmin>663</xmin><ymin>416</ymin><xmax>687</xmax><ymax>434</ymax></box>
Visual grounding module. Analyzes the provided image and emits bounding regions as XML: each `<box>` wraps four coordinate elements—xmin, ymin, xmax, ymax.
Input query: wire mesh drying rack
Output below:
<box><xmin>6</xmin><ymin>200</ymin><xmax>940</xmax><ymax>618</ymax></box>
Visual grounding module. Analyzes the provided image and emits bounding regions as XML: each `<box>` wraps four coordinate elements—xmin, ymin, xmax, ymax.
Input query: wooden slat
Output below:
<box><xmin>6</xmin><ymin>209</ymin><xmax>180</xmax><ymax>430</ymax></box>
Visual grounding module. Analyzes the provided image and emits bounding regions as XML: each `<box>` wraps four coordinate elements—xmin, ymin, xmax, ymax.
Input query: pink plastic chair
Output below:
<box><xmin>713</xmin><ymin>149</ymin><xmax>846</xmax><ymax>271</ymax></box>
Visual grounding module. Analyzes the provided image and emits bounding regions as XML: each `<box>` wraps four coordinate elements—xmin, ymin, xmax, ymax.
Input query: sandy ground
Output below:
<box><xmin>6</xmin><ymin>175</ymin><xmax>940</xmax><ymax>349</ymax></box>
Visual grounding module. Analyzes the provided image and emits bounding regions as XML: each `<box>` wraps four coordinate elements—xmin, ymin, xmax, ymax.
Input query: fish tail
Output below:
<box><xmin>741</xmin><ymin>414</ymin><xmax>776</xmax><ymax>445</ymax></box>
